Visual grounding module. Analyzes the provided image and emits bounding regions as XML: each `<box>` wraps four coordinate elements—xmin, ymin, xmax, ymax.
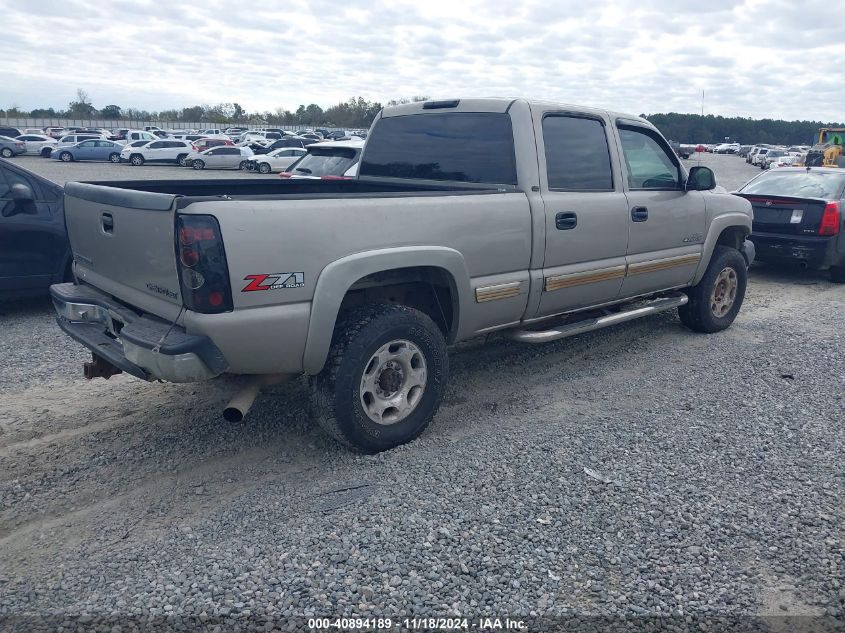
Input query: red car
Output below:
<box><xmin>191</xmin><ymin>138</ymin><xmax>234</xmax><ymax>152</ymax></box>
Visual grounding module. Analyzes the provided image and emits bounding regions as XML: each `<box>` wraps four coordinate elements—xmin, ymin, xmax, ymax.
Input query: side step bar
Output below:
<box><xmin>507</xmin><ymin>293</ymin><xmax>689</xmax><ymax>344</ymax></box>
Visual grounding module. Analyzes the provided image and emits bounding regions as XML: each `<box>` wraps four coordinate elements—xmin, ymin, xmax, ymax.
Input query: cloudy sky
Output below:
<box><xmin>0</xmin><ymin>0</ymin><xmax>841</xmax><ymax>121</ymax></box>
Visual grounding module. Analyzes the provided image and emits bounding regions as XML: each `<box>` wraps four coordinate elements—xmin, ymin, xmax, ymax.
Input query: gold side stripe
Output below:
<box><xmin>543</xmin><ymin>255</ymin><xmax>701</xmax><ymax>292</ymax></box>
<box><xmin>627</xmin><ymin>254</ymin><xmax>701</xmax><ymax>276</ymax></box>
<box><xmin>475</xmin><ymin>282</ymin><xmax>522</xmax><ymax>303</ymax></box>
<box><xmin>545</xmin><ymin>265</ymin><xmax>626</xmax><ymax>292</ymax></box>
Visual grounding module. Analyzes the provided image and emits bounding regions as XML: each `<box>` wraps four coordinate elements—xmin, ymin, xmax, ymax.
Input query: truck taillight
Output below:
<box><xmin>175</xmin><ymin>214</ymin><xmax>233</xmax><ymax>313</ymax></box>
<box><xmin>818</xmin><ymin>201</ymin><xmax>841</xmax><ymax>236</ymax></box>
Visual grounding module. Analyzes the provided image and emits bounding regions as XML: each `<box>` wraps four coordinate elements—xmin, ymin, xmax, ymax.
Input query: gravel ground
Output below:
<box><xmin>0</xmin><ymin>154</ymin><xmax>843</xmax><ymax>632</ymax></box>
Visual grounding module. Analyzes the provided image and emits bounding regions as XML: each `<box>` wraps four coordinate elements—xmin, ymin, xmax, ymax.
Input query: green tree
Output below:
<box><xmin>100</xmin><ymin>104</ymin><xmax>122</xmax><ymax>119</ymax></box>
<box><xmin>67</xmin><ymin>89</ymin><xmax>96</xmax><ymax>118</ymax></box>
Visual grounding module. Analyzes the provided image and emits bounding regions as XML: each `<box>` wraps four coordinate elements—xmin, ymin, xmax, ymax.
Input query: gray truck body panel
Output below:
<box><xmin>56</xmin><ymin>98</ymin><xmax>753</xmax><ymax>381</ymax></box>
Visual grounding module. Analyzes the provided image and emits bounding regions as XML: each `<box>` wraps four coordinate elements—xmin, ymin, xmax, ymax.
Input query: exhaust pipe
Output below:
<box><xmin>223</xmin><ymin>374</ymin><xmax>289</xmax><ymax>422</ymax></box>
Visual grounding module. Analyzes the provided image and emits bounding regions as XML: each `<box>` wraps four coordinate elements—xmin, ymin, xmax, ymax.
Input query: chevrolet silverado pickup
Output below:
<box><xmin>51</xmin><ymin>98</ymin><xmax>755</xmax><ymax>452</ymax></box>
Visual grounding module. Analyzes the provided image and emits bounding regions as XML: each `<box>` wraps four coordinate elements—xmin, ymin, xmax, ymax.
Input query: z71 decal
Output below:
<box><xmin>242</xmin><ymin>272</ymin><xmax>305</xmax><ymax>292</ymax></box>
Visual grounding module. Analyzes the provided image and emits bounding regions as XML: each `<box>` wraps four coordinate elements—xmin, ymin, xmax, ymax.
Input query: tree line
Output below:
<box><xmin>1</xmin><ymin>90</ymin><xmax>429</xmax><ymax>128</ymax></box>
<box><xmin>643</xmin><ymin>112</ymin><xmax>844</xmax><ymax>145</ymax></box>
<box><xmin>5</xmin><ymin>91</ymin><xmax>839</xmax><ymax>143</ymax></box>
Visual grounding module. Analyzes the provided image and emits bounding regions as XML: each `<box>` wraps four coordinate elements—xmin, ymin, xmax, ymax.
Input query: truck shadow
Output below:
<box><xmin>0</xmin><ymin>296</ymin><xmax>53</xmax><ymax>318</ymax></box>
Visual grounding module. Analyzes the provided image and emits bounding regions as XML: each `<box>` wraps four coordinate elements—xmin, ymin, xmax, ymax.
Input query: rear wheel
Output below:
<box><xmin>41</xmin><ymin>147</ymin><xmax>53</xmax><ymax>158</ymax></box>
<box><xmin>679</xmin><ymin>245</ymin><xmax>747</xmax><ymax>333</ymax></box>
<box><xmin>238</xmin><ymin>160</ymin><xmax>248</xmax><ymax>170</ymax></box>
<box><xmin>258</xmin><ymin>162</ymin><xmax>271</xmax><ymax>174</ymax></box>
<box><xmin>310</xmin><ymin>304</ymin><xmax>448</xmax><ymax>453</ymax></box>
<box><xmin>130</xmin><ymin>154</ymin><xmax>144</xmax><ymax>166</ymax></box>
<box><xmin>108</xmin><ymin>153</ymin><xmax>120</xmax><ymax>163</ymax></box>
<box><xmin>192</xmin><ymin>159</ymin><xmax>205</xmax><ymax>170</ymax></box>
<box><xmin>0</xmin><ymin>148</ymin><xmax>12</xmax><ymax>158</ymax></box>
<box><xmin>59</xmin><ymin>151</ymin><xmax>73</xmax><ymax>162</ymax></box>
<box><xmin>177</xmin><ymin>154</ymin><xmax>188</xmax><ymax>167</ymax></box>
<box><xmin>830</xmin><ymin>265</ymin><xmax>845</xmax><ymax>284</ymax></box>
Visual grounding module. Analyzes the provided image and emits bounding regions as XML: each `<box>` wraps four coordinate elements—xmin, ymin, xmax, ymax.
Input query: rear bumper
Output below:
<box><xmin>750</xmin><ymin>231</ymin><xmax>840</xmax><ymax>269</ymax></box>
<box><xmin>50</xmin><ymin>282</ymin><xmax>228</xmax><ymax>382</ymax></box>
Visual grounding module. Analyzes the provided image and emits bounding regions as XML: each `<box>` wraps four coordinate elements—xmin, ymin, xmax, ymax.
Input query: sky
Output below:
<box><xmin>0</xmin><ymin>0</ymin><xmax>842</xmax><ymax>122</ymax></box>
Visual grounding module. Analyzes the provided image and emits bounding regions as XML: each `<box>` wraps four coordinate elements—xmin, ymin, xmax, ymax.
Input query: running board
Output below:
<box><xmin>507</xmin><ymin>293</ymin><xmax>689</xmax><ymax>344</ymax></box>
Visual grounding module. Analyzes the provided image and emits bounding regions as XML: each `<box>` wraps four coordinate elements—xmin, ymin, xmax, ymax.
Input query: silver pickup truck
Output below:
<box><xmin>51</xmin><ymin>98</ymin><xmax>755</xmax><ymax>452</ymax></box>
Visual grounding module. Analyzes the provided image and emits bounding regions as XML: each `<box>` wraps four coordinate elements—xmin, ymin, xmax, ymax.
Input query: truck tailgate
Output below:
<box><xmin>64</xmin><ymin>182</ymin><xmax>182</xmax><ymax>312</ymax></box>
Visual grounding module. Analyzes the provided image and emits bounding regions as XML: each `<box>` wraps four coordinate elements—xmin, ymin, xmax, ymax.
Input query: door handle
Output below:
<box><xmin>631</xmin><ymin>206</ymin><xmax>649</xmax><ymax>222</ymax></box>
<box><xmin>555</xmin><ymin>211</ymin><xmax>578</xmax><ymax>230</ymax></box>
<box><xmin>101</xmin><ymin>212</ymin><xmax>114</xmax><ymax>234</ymax></box>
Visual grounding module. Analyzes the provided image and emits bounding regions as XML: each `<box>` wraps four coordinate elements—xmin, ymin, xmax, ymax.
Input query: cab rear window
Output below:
<box><xmin>360</xmin><ymin>112</ymin><xmax>517</xmax><ymax>185</ymax></box>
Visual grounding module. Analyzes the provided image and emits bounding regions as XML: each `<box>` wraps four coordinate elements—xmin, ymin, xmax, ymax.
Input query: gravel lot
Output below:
<box><xmin>1</xmin><ymin>154</ymin><xmax>843</xmax><ymax>631</ymax></box>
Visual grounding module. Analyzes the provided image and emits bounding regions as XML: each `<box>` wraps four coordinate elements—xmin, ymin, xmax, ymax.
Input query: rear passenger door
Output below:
<box><xmin>534</xmin><ymin>111</ymin><xmax>630</xmax><ymax>316</ymax></box>
<box><xmin>615</xmin><ymin>123</ymin><xmax>705</xmax><ymax>298</ymax></box>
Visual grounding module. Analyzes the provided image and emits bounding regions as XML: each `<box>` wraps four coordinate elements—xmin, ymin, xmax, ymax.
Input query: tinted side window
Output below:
<box><xmin>360</xmin><ymin>112</ymin><xmax>517</xmax><ymax>185</ymax></box>
<box><xmin>543</xmin><ymin>115</ymin><xmax>613</xmax><ymax>190</ymax></box>
<box><xmin>0</xmin><ymin>168</ymin><xmax>11</xmax><ymax>198</ymax></box>
<box><xmin>618</xmin><ymin>127</ymin><xmax>681</xmax><ymax>190</ymax></box>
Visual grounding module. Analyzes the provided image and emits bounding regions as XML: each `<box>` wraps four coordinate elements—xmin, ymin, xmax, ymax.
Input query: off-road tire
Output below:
<box><xmin>679</xmin><ymin>245</ymin><xmax>747</xmax><ymax>333</ymax></box>
<box><xmin>829</xmin><ymin>265</ymin><xmax>845</xmax><ymax>284</ymax></box>
<box><xmin>310</xmin><ymin>304</ymin><xmax>448</xmax><ymax>453</ymax></box>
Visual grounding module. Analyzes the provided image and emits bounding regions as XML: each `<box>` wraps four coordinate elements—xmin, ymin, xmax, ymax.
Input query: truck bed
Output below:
<box><xmin>74</xmin><ymin>177</ymin><xmax>514</xmax><ymax>203</ymax></box>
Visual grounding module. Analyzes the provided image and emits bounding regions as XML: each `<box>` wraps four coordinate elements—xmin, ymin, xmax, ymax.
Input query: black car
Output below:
<box><xmin>736</xmin><ymin>167</ymin><xmax>845</xmax><ymax>282</ymax></box>
<box><xmin>0</xmin><ymin>158</ymin><xmax>70</xmax><ymax>298</ymax></box>
<box><xmin>0</xmin><ymin>126</ymin><xmax>23</xmax><ymax>138</ymax></box>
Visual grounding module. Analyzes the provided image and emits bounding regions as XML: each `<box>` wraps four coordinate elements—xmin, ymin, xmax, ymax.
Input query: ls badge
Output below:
<box><xmin>242</xmin><ymin>272</ymin><xmax>305</xmax><ymax>292</ymax></box>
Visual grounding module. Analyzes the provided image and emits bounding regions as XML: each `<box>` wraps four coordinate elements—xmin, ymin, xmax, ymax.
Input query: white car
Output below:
<box><xmin>15</xmin><ymin>133</ymin><xmax>58</xmax><ymax>155</ymax></box>
<box><xmin>117</xmin><ymin>130</ymin><xmax>159</xmax><ymax>145</ymax></box>
<box><xmin>237</xmin><ymin>131</ymin><xmax>284</xmax><ymax>144</ymax></box>
<box><xmin>120</xmin><ymin>139</ymin><xmax>195</xmax><ymax>166</ymax></box>
<box><xmin>247</xmin><ymin>147</ymin><xmax>308</xmax><ymax>174</ymax></box>
<box><xmin>281</xmin><ymin>140</ymin><xmax>365</xmax><ymax>179</ymax></box>
<box><xmin>184</xmin><ymin>145</ymin><xmax>254</xmax><ymax>170</ymax></box>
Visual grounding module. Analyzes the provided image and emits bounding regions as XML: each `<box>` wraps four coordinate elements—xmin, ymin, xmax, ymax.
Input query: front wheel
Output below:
<box><xmin>108</xmin><ymin>153</ymin><xmax>120</xmax><ymax>163</ymax></box>
<box><xmin>59</xmin><ymin>151</ymin><xmax>73</xmax><ymax>162</ymax></box>
<box><xmin>130</xmin><ymin>154</ymin><xmax>144</xmax><ymax>166</ymax></box>
<box><xmin>310</xmin><ymin>304</ymin><xmax>449</xmax><ymax>453</ymax></box>
<box><xmin>679</xmin><ymin>245</ymin><xmax>747</xmax><ymax>333</ymax></box>
<box><xmin>192</xmin><ymin>159</ymin><xmax>205</xmax><ymax>170</ymax></box>
<box><xmin>258</xmin><ymin>162</ymin><xmax>271</xmax><ymax>174</ymax></box>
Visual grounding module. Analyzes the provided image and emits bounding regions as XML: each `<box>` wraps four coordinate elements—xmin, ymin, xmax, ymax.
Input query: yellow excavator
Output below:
<box><xmin>805</xmin><ymin>128</ymin><xmax>845</xmax><ymax>167</ymax></box>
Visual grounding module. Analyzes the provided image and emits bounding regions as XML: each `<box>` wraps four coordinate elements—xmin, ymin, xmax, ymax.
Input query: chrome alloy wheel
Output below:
<box><xmin>711</xmin><ymin>267</ymin><xmax>738</xmax><ymax>317</ymax></box>
<box><xmin>359</xmin><ymin>339</ymin><xmax>427</xmax><ymax>425</ymax></box>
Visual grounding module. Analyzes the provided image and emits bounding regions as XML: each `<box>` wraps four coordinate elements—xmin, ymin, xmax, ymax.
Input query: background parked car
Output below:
<box><xmin>184</xmin><ymin>145</ymin><xmax>253</xmax><ymax>170</ymax></box>
<box><xmin>280</xmin><ymin>139</ymin><xmax>364</xmax><ymax>179</ymax></box>
<box><xmin>191</xmin><ymin>137</ymin><xmax>234</xmax><ymax>152</ymax></box>
<box><xmin>736</xmin><ymin>167</ymin><xmax>845</xmax><ymax>282</ymax></box>
<box><xmin>247</xmin><ymin>147</ymin><xmax>308</xmax><ymax>173</ymax></box>
<box><xmin>15</xmin><ymin>134</ymin><xmax>58</xmax><ymax>155</ymax></box>
<box><xmin>0</xmin><ymin>157</ymin><xmax>70</xmax><ymax>298</ymax></box>
<box><xmin>760</xmin><ymin>149</ymin><xmax>788</xmax><ymax>169</ymax></box>
<box><xmin>44</xmin><ymin>127</ymin><xmax>65</xmax><ymax>139</ymax></box>
<box><xmin>251</xmin><ymin>137</ymin><xmax>309</xmax><ymax>154</ymax></box>
<box><xmin>0</xmin><ymin>136</ymin><xmax>27</xmax><ymax>158</ymax></box>
<box><xmin>0</xmin><ymin>126</ymin><xmax>23</xmax><ymax>139</ymax></box>
<box><xmin>52</xmin><ymin>139</ymin><xmax>124</xmax><ymax>163</ymax></box>
<box><xmin>120</xmin><ymin>139</ymin><xmax>194</xmax><ymax>166</ymax></box>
